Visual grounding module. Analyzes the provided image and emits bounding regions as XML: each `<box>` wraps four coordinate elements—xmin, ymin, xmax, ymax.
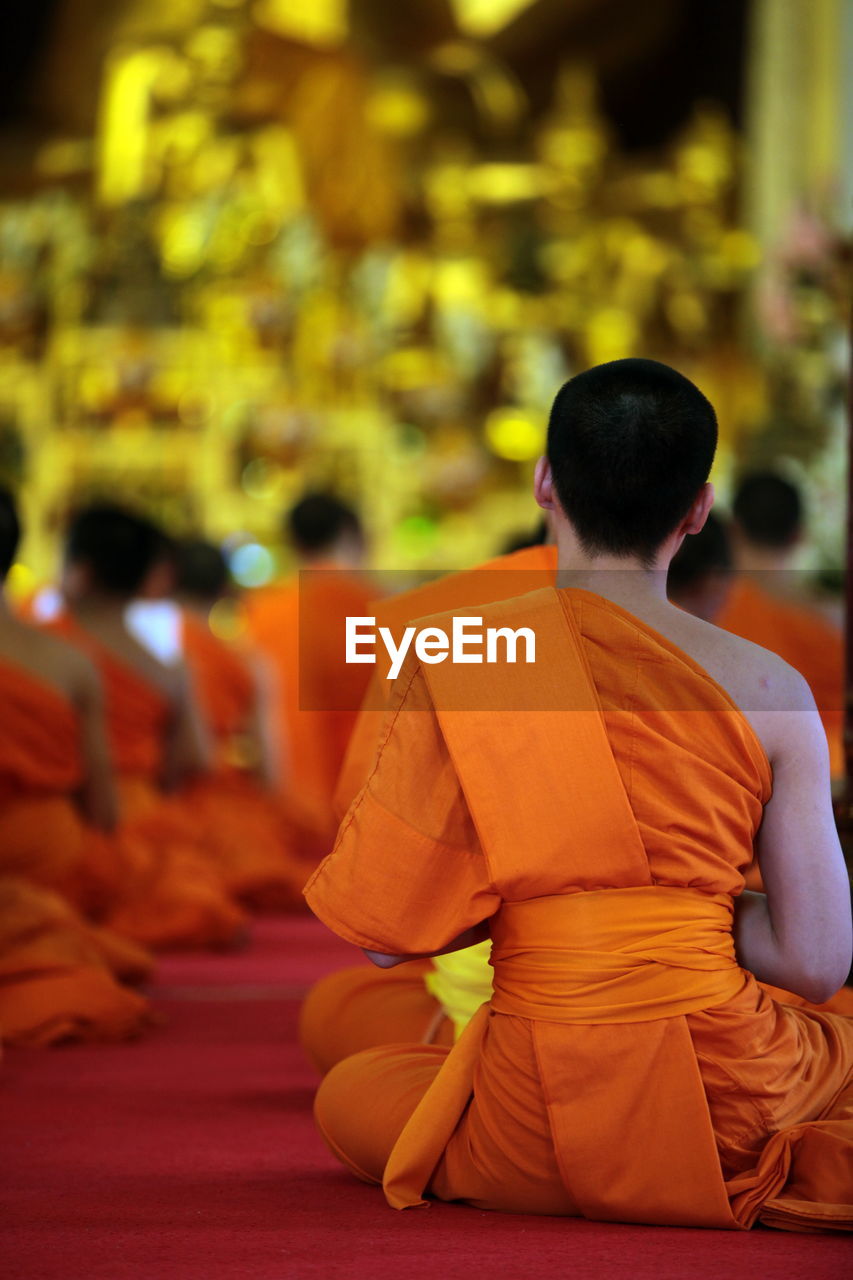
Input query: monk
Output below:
<box><xmin>304</xmin><ymin>512</ymin><xmax>853</xmax><ymax>1069</ymax></box>
<box><xmin>304</xmin><ymin>521</ymin><xmax>852</xmax><ymax>1067</ymax></box>
<box><xmin>43</xmin><ymin>504</ymin><xmax>246</xmax><ymax>951</ymax></box>
<box><xmin>717</xmin><ymin>472</ymin><xmax>844</xmax><ymax>777</ymax></box>
<box><xmin>0</xmin><ymin>488</ymin><xmax>151</xmax><ymax>1046</ymax></box>
<box><xmin>305</xmin><ymin>359</ymin><xmax>853</xmax><ymax>1230</ymax></box>
<box><xmin>243</xmin><ymin>493</ymin><xmax>375</xmax><ymax>855</ymax></box>
<box><xmin>173</xmin><ymin>538</ymin><xmax>312</xmax><ymax>908</ymax></box>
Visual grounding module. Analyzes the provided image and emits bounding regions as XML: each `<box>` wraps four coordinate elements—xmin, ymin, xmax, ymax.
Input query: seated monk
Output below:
<box><xmin>243</xmin><ymin>493</ymin><xmax>375</xmax><ymax>857</ymax></box>
<box><xmin>42</xmin><ymin>503</ymin><xmax>245</xmax><ymax>951</ymax></box>
<box><xmin>301</xmin><ymin>537</ymin><xmax>558</xmax><ymax>1073</ymax></box>
<box><xmin>0</xmin><ymin>488</ymin><xmax>151</xmax><ymax>1046</ymax></box>
<box><xmin>716</xmin><ymin>472</ymin><xmax>844</xmax><ymax>777</ymax></box>
<box><xmin>303</xmin><ymin>517</ymin><xmax>851</xmax><ymax>1071</ymax></box>
<box><xmin>305</xmin><ymin>359</ymin><xmax>853</xmax><ymax>1230</ymax></box>
<box><xmin>171</xmin><ymin>538</ymin><xmax>313</xmax><ymax>908</ymax></box>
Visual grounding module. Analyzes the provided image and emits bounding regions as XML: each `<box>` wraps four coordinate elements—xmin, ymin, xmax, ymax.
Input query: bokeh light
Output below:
<box><xmin>484</xmin><ymin>409</ymin><xmax>544</xmax><ymax>463</ymax></box>
<box><xmin>0</xmin><ymin>2</ymin><xmax>846</xmax><ymax>578</ymax></box>
<box><xmin>229</xmin><ymin>542</ymin><xmax>276</xmax><ymax>588</ymax></box>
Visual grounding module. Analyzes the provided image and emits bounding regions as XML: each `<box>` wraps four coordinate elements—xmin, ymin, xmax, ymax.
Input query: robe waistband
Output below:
<box><xmin>490</xmin><ymin>886</ymin><xmax>747</xmax><ymax>1024</ymax></box>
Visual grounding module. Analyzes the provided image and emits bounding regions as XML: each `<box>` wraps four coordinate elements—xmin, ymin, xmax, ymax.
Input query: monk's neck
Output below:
<box><xmin>297</xmin><ymin>552</ymin><xmax>363</xmax><ymax>574</ymax></box>
<box><xmin>554</xmin><ymin>532</ymin><xmax>670</xmax><ymax>615</ymax></box>
<box><xmin>66</xmin><ymin>595</ymin><xmax>130</xmax><ymax>628</ymax></box>
<box><xmin>734</xmin><ymin>544</ymin><xmax>795</xmax><ymax>575</ymax></box>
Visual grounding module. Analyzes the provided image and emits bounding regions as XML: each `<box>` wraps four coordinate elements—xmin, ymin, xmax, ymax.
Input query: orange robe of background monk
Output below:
<box><xmin>243</xmin><ymin>493</ymin><xmax>376</xmax><ymax>855</ymax></box>
<box><xmin>306</xmin><ymin>589</ymin><xmax>853</xmax><ymax>1230</ymax></box>
<box><xmin>179</xmin><ymin>610</ymin><xmax>313</xmax><ymax>909</ymax></box>
<box><xmin>0</xmin><ymin>658</ymin><xmax>151</xmax><ymax>1046</ymax></box>
<box><xmin>44</xmin><ymin>614</ymin><xmax>246</xmax><ymax>951</ymax></box>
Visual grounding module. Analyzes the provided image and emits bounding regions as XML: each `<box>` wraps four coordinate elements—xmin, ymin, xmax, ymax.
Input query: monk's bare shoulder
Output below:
<box><xmin>658</xmin><ymin>603</ymin><xmax>818</xmax><ymax>768</ymax></box>
<box><xmin>665</xmin><ymin>604</ymin><xmax>811</xmax><ymax>711</ymax></box>
<box><xmin>0</xmin><ymin>617</ymin><xmax>101</xmax><ymax>705</ymax></box>
<box><xmin>38</xmin><ymin>627</ymin><xmax>102</xmax><ymax>702</ymax></box>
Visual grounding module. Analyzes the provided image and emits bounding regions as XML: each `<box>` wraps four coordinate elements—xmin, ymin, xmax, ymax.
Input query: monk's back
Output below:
<box><xmin>564</xmin><ymin>591</ymin><xmax>770</xmax><ymax>898</ymax></box>
<box><xmin>440</xmin><ymin>590</ymin><xmax>850</xmax><ymax>1198</ymax></box>
<box><xmin>45</xmin><ymin>615</ymin><xmax>173</xmax><ymax>779</ymax></box>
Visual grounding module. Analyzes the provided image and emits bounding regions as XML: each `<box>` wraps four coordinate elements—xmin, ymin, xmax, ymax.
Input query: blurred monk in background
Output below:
<box><xmin>666</xmin><ymin>509</ymin><xmax>734</xmax><ymax>622</ymax></box>
<box><xmin>173</xmin><ymin>538</ymin><xmax>313</xmax><ymax>909</ymax></box>
<box><xmin>41</xmin><ymin>504</ymin><xmax>246</xmax><ymax>951</ymax></box>
<box><xmin>0</xmin><ymin>489</ymin><xmax>152</xmax><ymax>1046</ymax></box>
<box><xmin>305</xmin><ymin>359</ymin><xmax>853</xmax><ymax>1230</ymax></box>
<box><xmin>718</xmin><ymin>472</ymin><xmax>844</xmax><ymax>777</ymax></box>
<box><xmin>244</xmin><ymin>493</ymin><xmax>374</xmax><ymax>856</ymax></box>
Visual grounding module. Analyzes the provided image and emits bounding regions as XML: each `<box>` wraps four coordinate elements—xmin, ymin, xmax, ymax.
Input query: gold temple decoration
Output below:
<box><xmin>0</xmin><ymin>3</ymin><xmax>847</xmax><ymax>586</ymax></box>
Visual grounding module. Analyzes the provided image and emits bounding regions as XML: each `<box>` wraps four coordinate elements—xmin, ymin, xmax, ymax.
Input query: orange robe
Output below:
<box><xmin>306</xmin><ymin>588</ymin><xmax>853</xmax><ymax>1230</ymax></box>
<box><xmin>43</xmin><ymin>617</ymin><xmax>246</xmax><ymax>951</ymax></box>
<box><xmin>179</xmin><ymin>612</ymin><xmax>311</xmax><ymax>909</ymax></box>
<box><xmin>0</xmin><ymin>659</ymin><xmax>151</xmax><ymax>1046</ymax></box>
<box><xmin>243</xmin><ymin>568</ymin><xmax>377</xmax><ymax>854</ymax></box>
<box><xmin>306</xmin><ymin>546</ymin><xmax>852</xmax><ymax>1069</ymax></box>
<box><xmin>717</xmin><ymin>577</ymin><xmax>844</xmax><ymax>777</ymax></box>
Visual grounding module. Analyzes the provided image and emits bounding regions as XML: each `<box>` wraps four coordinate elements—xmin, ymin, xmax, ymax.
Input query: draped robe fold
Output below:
<box><xmin>305</xmin><ymin>588</ymin><xmax>853</xmax><ymax>1230</ymax></box>
<box><xmin>334</xmin><ymin>546</ymin><xmax>558</xmax><ymax>820</ymax></box>
<box><xmin>43</xmin><ymin>617</ymin><xmax>245</xmax><ymax>950</ymax></box>
<box><xmin>0</xmin><ymin>660</ymin><xmax>152</xmax><ymax>1046</ymax></box>
<box><xmin>302</xmin><ymin>546</ymin><xmax>557</xmax><ymax>1068</ymax></box>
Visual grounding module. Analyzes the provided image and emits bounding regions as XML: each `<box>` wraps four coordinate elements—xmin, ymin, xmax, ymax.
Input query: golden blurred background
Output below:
<box><xmin>0</xmin><ymin>0</ymin><xmax>849</xmax><ymax>589</ymax></box>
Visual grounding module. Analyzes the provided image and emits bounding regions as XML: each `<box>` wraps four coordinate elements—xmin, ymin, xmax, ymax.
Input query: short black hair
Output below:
<box><xmin>0</xmin><ymin>487</ymin><xmax>21</xmax><ymax>580</ymax></box>
<box><xmin>668</xmin><ymin>511</ymin><xmax>732</xmax><ymax>597</ymax></box>
<box><xmin>65</xmin><ymin>503</ymin><xmax>163</xmax><ymax>596</ymax></box>
<box><xmin>286</xmin><ymin>493</ymin><xmax>361</xmax><ymax>555</ymax></box>
<box><xmin>547</xmin><ymin>359</ymin><xmax>717</xmax><ymax>562</ymax></box>
<box><xmin>732</xmin><ymin>472</ymin><xmax>801</xmax><ymax>548</ymax></box>
<box><xmin>176</xmin><ymin>538</ymin><xmax>229</xmax><ymax>601</ymax></box>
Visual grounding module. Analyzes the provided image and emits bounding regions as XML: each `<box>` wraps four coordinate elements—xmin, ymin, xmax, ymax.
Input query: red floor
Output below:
<box><xmin>2</xmin><ymin>917</ymin><xmax>849</xmax><ymax>1280</ymax></box>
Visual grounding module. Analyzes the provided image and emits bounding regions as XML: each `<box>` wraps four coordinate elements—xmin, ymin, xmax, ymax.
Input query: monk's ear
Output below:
<box><xmin>682</xmin><ymin>482</ymin><xmax>715</xmax><ymax>536</ymax></box>
<box><xmin>534</xmin><ymin>457</ymin><xmax>556</xmax><ymax>511</ymax></box>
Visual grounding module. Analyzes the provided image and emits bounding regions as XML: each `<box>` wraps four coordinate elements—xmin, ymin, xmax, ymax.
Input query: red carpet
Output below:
<box><xmin>1</xmin><ymin>917</ymin><xmax>849</xmax><ymax>1280</ymax></box>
